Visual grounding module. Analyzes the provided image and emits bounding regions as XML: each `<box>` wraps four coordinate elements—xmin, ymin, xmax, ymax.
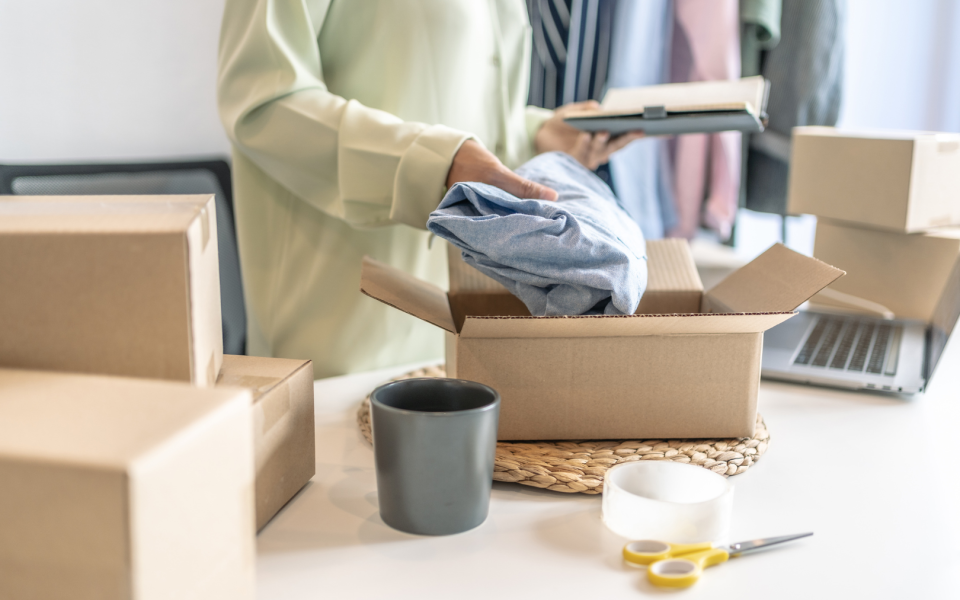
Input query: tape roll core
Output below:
<box><xmin>602</xmin><ymin>461</ymin><xmax>733</xmax><ymax>543</ymax></box>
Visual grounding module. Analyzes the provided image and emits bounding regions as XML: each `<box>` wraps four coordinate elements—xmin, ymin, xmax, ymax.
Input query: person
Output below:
<box><xmin>217</xmin><ymin>0</ymin><xmax>640</xmax><ymax>378</ymax></box>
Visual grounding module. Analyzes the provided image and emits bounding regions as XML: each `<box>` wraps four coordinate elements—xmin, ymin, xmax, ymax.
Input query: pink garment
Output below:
<box><xmin>668</xmin><ymin>0</ymin><xmax>742</xmax><ymax>240</ymax></box>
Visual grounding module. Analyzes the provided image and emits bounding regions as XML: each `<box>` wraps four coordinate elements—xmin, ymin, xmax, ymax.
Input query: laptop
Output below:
<box><xmin>762</xmin><ymin>304</ymin><xmax>956</xmax><ymax>394</ymax></box>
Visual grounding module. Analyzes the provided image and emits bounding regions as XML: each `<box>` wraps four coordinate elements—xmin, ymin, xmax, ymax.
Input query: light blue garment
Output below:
<box><xmin>427</xmin><ymin>152</ymin><xmax>647</xmax><ymax>317</ymax></box>
<box><xmin>606</xmin><ymin>0</ymin><xmax>677</xmax><ymax>239</ymax></box>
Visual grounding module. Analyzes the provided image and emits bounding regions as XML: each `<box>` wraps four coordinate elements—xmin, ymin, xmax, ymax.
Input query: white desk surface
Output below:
<box><xmin>257</xmin><ymin>336</ymin><xmax>960</xmax><ymax>599</ymax></box>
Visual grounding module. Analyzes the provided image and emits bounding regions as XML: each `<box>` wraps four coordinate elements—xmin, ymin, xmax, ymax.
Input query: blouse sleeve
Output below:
<box><xmin>217</xmin><ymin>0</ymin><xmax>472</xmax><ymax>229</ymax></box>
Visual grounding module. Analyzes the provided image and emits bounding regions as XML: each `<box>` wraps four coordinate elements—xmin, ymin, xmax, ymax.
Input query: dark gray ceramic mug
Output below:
<box><xmin>370</xmin><ymin>378</ymin><xmax>500</xmax><ymax>535</ymax></box>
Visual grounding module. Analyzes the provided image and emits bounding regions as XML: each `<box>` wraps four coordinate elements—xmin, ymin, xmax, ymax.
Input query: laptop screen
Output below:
<box><xmin>927</xmin><ymin>259</ymin><xmax>960</xmax><ymax>380</ymax></box>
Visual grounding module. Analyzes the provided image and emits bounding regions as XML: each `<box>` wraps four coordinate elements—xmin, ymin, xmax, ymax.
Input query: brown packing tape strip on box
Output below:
<box><xmin>356</xmin><ymin>366</ymin><xmax>770</xmax><ymax>495</ymax></box>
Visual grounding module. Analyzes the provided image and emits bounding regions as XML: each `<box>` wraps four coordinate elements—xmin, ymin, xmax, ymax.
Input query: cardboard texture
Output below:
<box><xmin>811</xmin><ymin>220</ymin><xmax>960</xmax><ymax>322</ymax></box>
<box><xmin>0</xmin><ymin>368</ymin><xmax>255</xmax><ymax>600</ymax></box>
<box><xmin>217</xmin><ymin>355</ymin><xmax>315</xmax><ymax>530</ymax></box>
<box><xmin>0</xmin><ymin>195</ymin><xmax>223</xmax><ymax>386</ymax></box>
<box><xmin>364</xmin><ymin>242</ymin><xmax>844</xmax><ymax>440</ymax></box>
<box><xmin>788</xmin><ymin>127</ymin><xmax>960</xmax><ymax>232</ymax></box>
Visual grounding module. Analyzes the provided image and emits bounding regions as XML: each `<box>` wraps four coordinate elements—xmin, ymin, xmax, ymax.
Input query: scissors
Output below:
<box><xmin>622</xmin><ymin>532</ymin><xmax>813</xmax><ymax>588</ymax></box>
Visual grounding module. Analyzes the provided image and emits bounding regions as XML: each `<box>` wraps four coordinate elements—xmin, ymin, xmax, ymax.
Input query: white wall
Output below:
<box><xmin>0</xmin><ymin>0</ymin><xmax>229</xmax><ymax>163</ymax></box>
<box><xmin>839</xmin><ymin>0</ymin><xmax>960</xmax><ymax>132</ymax></box>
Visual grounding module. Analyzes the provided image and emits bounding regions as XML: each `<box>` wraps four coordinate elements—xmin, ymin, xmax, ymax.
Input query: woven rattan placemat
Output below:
<box><xmin>356</xmin><ymin>365</ymin><xmax>770</xmax><ymax>495</ymax></box>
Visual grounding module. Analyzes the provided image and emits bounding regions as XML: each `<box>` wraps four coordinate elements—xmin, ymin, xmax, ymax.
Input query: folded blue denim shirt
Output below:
<box><xmin>427</xmin><ymin>152</ymin><xmax>647</xmax><ymax>316</ymax></box>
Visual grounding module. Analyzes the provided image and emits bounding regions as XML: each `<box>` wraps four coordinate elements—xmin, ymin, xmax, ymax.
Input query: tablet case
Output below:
<box><xmin>564</xmin><ymin>76</ymin><xmax>770</xmax><ymax>136</ymax></box>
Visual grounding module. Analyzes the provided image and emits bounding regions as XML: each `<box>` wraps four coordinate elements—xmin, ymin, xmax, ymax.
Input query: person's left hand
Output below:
<box><xmin>535</xmin><ymin>100</ymin><xmax>645</xmax><ymax>170</ymax></box>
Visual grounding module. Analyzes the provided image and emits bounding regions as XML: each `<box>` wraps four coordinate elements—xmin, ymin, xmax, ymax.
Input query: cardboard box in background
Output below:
<box><xmin>787</xmin><ymin>126</ymin><xmax>960</xmax><ymax>233</ymax></box>
<box><xmin>365</xmin><ymin>242</ymin><xmax>843</xmax><ymax>440</ymax></box>
<box><xmin>811</xmin><ymin>220</ymin><xmax>960</xmax><ymax>322</ymax></box>
<box><xmin>0</xmin><ymin>195</ymin><xmax>223</xmax><ymax>386</ymax></box>
<box><xmin>217</xmin><ymin>355</ymin><xmax>315</xmax><ymax>531</ymax></box>
<box><xmin>0</xmin><ymin>368</ymin><xmax>255</xmax><ymax>600</ymax></box>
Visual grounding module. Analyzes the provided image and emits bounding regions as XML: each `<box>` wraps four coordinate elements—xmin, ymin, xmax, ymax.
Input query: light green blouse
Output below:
<box><xmin>218</xmin><ymin>0</ymin><xmax>551</xmax><ymax>377</ymax></box>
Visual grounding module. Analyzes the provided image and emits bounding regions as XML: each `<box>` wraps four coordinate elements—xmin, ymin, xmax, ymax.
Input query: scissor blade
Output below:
<box><xmin>725</xmin><ymin>532</ymin><xmax>813</xmax><ymax>557</ymax></box>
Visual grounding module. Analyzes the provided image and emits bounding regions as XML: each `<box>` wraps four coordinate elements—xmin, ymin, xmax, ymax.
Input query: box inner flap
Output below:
<box><xmin>703</xmin><ymin>243</ymin><xmax>844</xmax><ymax>313</ymax></box>
<box><xmin>360</xmin><ymin>256</ymin><xmax>456</xmax><ymax>334</ymax></box>
<box><xmin>646</xmin><ymin>238</ymin><xmax>704</xmax><ymax>292</ymax></box>
<box><xmin>447</xmin><ymin>244</ymin><xmax>507</xmax><ymax>293</ymax></box>
<box><xmin>449</xmin><ymin>292</ymin><xmax>529</xmax><ymax>332</ymax></box>
<box><xmin>459</xmin><ymin>311</ymin><xmax>796</xmax><ymax>338</ymax></box>
<box><xmin>446</xmin><ymin>239</ymin><xmax>717</xmax><ymax>331</ymax></box>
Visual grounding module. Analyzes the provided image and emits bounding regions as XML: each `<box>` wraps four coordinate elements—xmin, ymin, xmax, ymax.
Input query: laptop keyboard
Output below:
<box><xmin>793</xmin><ymin>316</ymin><xmax>901</xmax><ymax>376</ymax></box>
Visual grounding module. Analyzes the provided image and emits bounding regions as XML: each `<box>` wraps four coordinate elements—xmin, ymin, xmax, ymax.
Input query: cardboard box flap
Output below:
<box><xmin>703</xmin><ymin>244</ymin><xmax>844</xmax><ymax>313</ymax></box>
<box><xmin>360</xmin><ymin>256</ymin><xmax>456</xmax><ymax>333</ymax></box>
<box><xmin>459</xmin><ymin>311</ymin><xmax>796</xmax><ymax>338</ymax></box>
<box><xmin>646</xmin><ymin>238</ymin><xmax>704</xmax><ymax>292</ymax></box>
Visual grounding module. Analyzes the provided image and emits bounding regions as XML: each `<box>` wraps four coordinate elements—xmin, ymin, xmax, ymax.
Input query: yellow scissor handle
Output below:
<box><xmin>623</xmin><ymin>540</ymin><xmax>715</xmax><ymax>565</ymax></box>
<box><xmin>647</xmin><ymin>548</ymin><xmax>730</xmax><ymax>588</ymax></box>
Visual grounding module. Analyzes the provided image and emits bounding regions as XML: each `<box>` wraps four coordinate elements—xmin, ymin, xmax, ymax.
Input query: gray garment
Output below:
<box><xmin>427</xmin><ymin>152</ymin><xmax>647</xmax><ymax>317</ymax></box>
<box><xmin>740</xmin><ymin>0</ymin><xmax>783</xmax><ymax>78</ymax></box>
<box><xmin>742</xmin><ymin>0</ymin><xmax>846</xmax><ymax>215</ymax></box>
<box><xmin>527</xmin><ymin>0</ymin><xmax>618</xmax><ymax>109</ymax></box>
<box><xmin>605</xmin><ymin>0</ymin><xmax>676</xmax><ymax>239</ymax></box>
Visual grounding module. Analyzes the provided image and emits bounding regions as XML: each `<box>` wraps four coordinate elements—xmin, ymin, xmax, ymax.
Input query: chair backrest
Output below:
<box><xmin>0</xmin><ymin>159</ymin><xmax>247</xmax><ymax>355</ymax></box>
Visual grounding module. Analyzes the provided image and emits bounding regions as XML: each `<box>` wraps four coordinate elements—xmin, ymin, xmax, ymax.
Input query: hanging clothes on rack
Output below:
<box><xmin>740</xmin><ymin>0</ymin><xmax>782</xmax><ymax>78</ymax></box>
<box><xmin>605</xmin><ymin>0</ymin><xmax>676</xmax><ymax>240</ymax></box>
<box><xmin>527</xmin><ymin>0</ymin><xmax>618</xmax><ymax>109</ymax></box>
<box><xmin>738</xmin><ymin>0</ymin><xmax>783</xmax><ymax>213</ymax></box>
<box><xmin>527</xmin><ymin>0</ymin><xmax>618</xmax><ymax>187</ymax></box>
<box><xmin>668</xmin><ymin>0</ymin><xmax>742</xmax><ymax>241</ymax></box>
<box><xmin>740</xmin><ymin>0</ymin><xmax>846</xmax><ymax>215</ymax></box>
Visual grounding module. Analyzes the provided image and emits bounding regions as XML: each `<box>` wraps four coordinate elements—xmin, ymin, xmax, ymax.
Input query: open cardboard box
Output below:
<box><xmin>361</xmin><ymin>241</ymin><xmax>843</xmax><ymax>440</ymax></box>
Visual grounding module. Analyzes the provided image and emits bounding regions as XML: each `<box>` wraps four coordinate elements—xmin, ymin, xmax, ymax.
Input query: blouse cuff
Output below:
<box><xmin>524</xmin><ymin>105</ymin><xmax>554</xmax><ymax>157</ymax></box>
<box><xmin>391</xmin><ymin>124</ymin><xmax>473</xmax><ymax>229</ymax></box>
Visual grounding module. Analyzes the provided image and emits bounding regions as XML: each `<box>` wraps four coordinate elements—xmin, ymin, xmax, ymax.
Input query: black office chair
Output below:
<box><xmin>0</xmin><ymin>159</ymin><xmax>247</xmax><ymax>355</ymax></box>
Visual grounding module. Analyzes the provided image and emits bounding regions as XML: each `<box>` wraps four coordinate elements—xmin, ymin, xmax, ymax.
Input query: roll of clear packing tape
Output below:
<box><xmin>602</xmin><ymin>461</ymin><xmax>733</xmax><ymax>543</ymax></box>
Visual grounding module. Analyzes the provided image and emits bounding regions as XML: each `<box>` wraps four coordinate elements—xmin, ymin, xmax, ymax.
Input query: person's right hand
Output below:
<box><xmin>446</xmin><ymin>140</ymin><xmax>558</xmax><ymax>201</ymax></box>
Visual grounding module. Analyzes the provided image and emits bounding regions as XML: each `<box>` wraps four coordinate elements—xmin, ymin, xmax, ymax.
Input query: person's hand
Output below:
<box><xmin>446</xmin><ymin>139</ymin><xmax>558</xmax><ymax>200</ymax></box>
<box><xmin>535</xmin><ymin>100</ymin><xmax>645</xmax><ymax>170</ymax></box>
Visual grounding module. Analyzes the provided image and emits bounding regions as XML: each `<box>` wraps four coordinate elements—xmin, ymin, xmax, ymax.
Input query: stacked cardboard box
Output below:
<box><xmin>0</xmin><ymin>195</ymin><xmax>224</xmax><ymax>386</ymax></box>
<box><xmin>787</xmin><ymin>127</ymin><xmax>960</xmax><ymax>337</ymax></box>
<box><xmin>0</xmin><ymin>195</ymin><xmax>316</xmax><ymax>596</ymax></box>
